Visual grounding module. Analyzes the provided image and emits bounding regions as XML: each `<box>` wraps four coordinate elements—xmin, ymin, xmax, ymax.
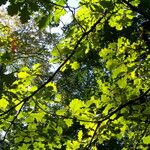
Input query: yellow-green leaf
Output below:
<box><xmin>117</xmin><ymin>77</ymin><xmax>127</xmax><ymax>89</ymax></box>
<box><xmin>18</xmin><ymin>144</ymin><xmax>30</xmax><ymax>150</ymax></box>
<box><xmin>18</xmin><ymin>71</ymin><xmax>29</xmax><ymax>78</ymax></box>
<box><xmin>32</xmin><ymin>63</ymin><xmax>41</xmax><ymax>70</ymax></box>
<box><xmin>0</xmin><ymin>97</ymin><xmax>9</xmax><ymax>110</ymax></box>
<box><xmin>64</xmin><ymin>119</ymin><xmax>73</xmax><ymax>127</ymax></box>
<box><xmin>56</xmin><ymin>109</ymin><xmax>66</xmax><ymax>115</ymax></box>
<box><xmin>28</xmin><ymin>86</ymin><xmax>38</xmax><ymax>92</ymax></box>
<box><xmin>46</xmin><ymin>82</ymin><xmax>57</xmax><ymax>92</ymax></box>
<box><xmin>69</xmin><ymin>99</ymin><xmax>84</xmax><ymax>115</ymax></box>
<box><xmin>78</xmin><ymin>130</ymin><xmax>83</xmax><ymax>141</ymax></box>
<box><xmin>143</xmin><ymin>136</ymin><xmax>150</xmax><ymax>144</ymax></box>
<box><xmin>70</xmin><ymin>61</ymin><xmax>80</xmax><ymax>70</ymax></box>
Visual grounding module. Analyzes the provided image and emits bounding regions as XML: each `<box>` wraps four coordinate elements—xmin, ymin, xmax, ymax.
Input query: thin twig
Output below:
<box><xmin>66</xmin><ymin>2</ymin><xmax>86</xmax><ymax>32</ymax></box>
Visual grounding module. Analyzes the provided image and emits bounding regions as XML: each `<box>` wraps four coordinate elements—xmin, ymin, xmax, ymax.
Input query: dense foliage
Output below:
<box><xmin>0</xmin><ymin>0</ymin><xmax>150</xmax><ymax>149</ymax></box>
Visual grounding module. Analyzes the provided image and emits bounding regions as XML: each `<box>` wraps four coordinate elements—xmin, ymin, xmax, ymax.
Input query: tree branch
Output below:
<box><xmin>86</xmin><ymin>88</ymin><xmax>150</xmax><ymax>149</ymax></box>
<box><xmin>0</xmin><ymin>11</ymin><xmax>107</xmax><ymax>117</ymax></box>
<box><xmin>0</xmin><ymin>101</ymin><xmax>25</xmax><ymax>143</ymax></box>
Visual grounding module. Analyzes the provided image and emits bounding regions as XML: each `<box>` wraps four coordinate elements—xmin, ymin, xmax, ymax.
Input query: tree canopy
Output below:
<box><xmin>0</xmin><ymin>0</ymin><xmax>150</xmax><ymax>149</ymax></box>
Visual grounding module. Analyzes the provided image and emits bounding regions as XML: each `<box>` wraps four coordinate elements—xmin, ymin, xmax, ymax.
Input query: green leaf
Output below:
<box><xmin>25</xmin><ymin>116</ymin><xmax>35</xmax><ymax>123</ymax></box>
<box><xmin>53</xmin><ymin>8</ymin><xmax>66</xmax><ymax>24</ymax></box>
<box><xmin>56</xmin><ymin>0</ymin><xmax>66</xmax><ymax>6</ymax></box>
<box><xmin>18</xmin><ymin>144</ymin><xmax>30</xmax><ymax>150</ymax></box>
<box><xmin>57</xmin><ymin>126</ymin><xmax>63</xmax><ymax>135</ymax></box>
<box><xmin>32</xmin><ymin>63</ymin><xmax>41</xmax><ymax>71</ymax></box>
<box><xmin>21</xmin><ymin>66</ymin><xmax>30</xmax><ymax>72</ymax></box>
<box><xmin>112</xmin><ymin>64</ymin><xmax>127</xmax><ymax>79</ymax></box>
<box><xmin>55</xmin><ymin>94</ymin><xmax>62</xmax><ymax>102</ymax></box>
<box><xmin>14</xmin><ymin>101</ymin><xmax>23</xmax><ymax>111</ymax></box>
<box><xmin>72</xmin><ymin>141</ymin><xmax>80</xmax><ymax>149</ymax></box>
<box><xmin>78</xmin><ymin>130</ymin><xmax>83</xmax><ymax>141</ymax></box>
<box><xmin>24</xmin><ymin>137</ymin><xmax>31</xmax><ymax>142</ymax></box>
<box><xmin>90</xmin><ymin>4</ymin><xmax>103</xmax><ymax>12</ymax></box>
<box><xmin>33</xmin><ymin>112</ymin><xmax>45</xmax><ymax>122</ymax></box>
<box><xmin>117</xmin><ymin>77</ymin><xmax>127</xmax><ymax>89</ymax></box>
<box><xmin>56</xmin><ymin>109</ymin><xmax>66</xmax><ymax>115</ymax></box>
<box><xmin>15</xmin><ymin>136</ymin><xmax>23</xmax><ymax>143</ymax></box>
<box><xmin>28</xmin><ymin>124</ymin><xmax>37</xmax><ymax>130</ymax></box>
<box><xmin>28</xmin><ymin>86</ymin><xmax>38</xmax><ymax>92</ymax></box>
<box><xmin>142</xmin><ymin>136</ymin><xmax>150</xmax><ymax>144</ymax></box>
<box><xmin>33</xmin><ymin>142</ymin><xmax>45</xmax><ymax>149</ymax></box>
<box><xmin>69</xmin><ymin>99</ymin><xmax>84</xmax><ymax>115</ymax></box>
<box><xmin>103</xmin><ymin>104</ymin><xmax>113</xmax><ymax>115</ymax></box>
<box><xmin>18</xmin><ymin>71</ymin><xmax>29</xmax><ymax>78</ymax></box>
<box><xmin>101</xmin><ymin>94</ymin><xmax>110</xmax><ymax>102</ymax></box>
<box><xmin>64</xmin><ymin>119</ymin><xmax>73</xmax><ymax>127</ymax></box>
<box><xmin>70</xmin><ymin>61</ymin><xmax>80</xmax><ymax>70</ymax></box>
<box><xmin>143</xmin><ymin>106</ymin><xmax>150</xmax><ymax>114</ymax></box>
<box><xmin>0</xmin><ymin>97</ymin><xmax>9</xmax><ymax>110</ymax></box>
<box><xmin>106</xmin><ymin>59</ymin><xmax>119</xmax><ymax>70</ymax></box>
<box><xmin>116</xmin><ymin>24</ymin><xmax>123</xmax><ymax>30</ymax></box>
<box><xmin>99</xmin><ymin>48</ymin><xmax>110</xmax><ymax>59</ymax></box>
<box><xmin>46</xmin><ymin>82</ymin><xmax>57</xmax><ymax>92</ymax></box>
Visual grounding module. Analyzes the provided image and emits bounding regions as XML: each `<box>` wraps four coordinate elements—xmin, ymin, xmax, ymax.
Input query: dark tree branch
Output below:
<box><xmin>0</xmin><ymin>11</ymin><xmax>107</xmax><ymax>117</ymax></box>
<box><xmin>65</xmin><ymin>2</ymin><xmax>86</xmax><ymax>32</ymax></box>
<box><xmin>0</xmin><ymin>101</ymin><xmax>25</xmax><ymax>143</ymax></box>
<box><xmin>86</xmin><ymin>88</ymin><xmax>150</xmax><ymax>149</ymax></box>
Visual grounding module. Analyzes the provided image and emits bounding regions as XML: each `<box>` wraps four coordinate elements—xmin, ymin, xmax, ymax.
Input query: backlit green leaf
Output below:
<box><xmin>69</xmin><ymin>99</ymin><xmax>84</xmax><ymax>115</ymax></box>
<box><xmin>143</xmin><ymin>136</ymin><xmax>150</xmax><ymax>144</ymax></box>
<box><xmin>64</xmin><ymin>119</ymin><xmax>73</xmax><ymax>127</ymax></box>
<box><xmin>18</xmin><ymin>144</ymin><xmax>30</xmax><ymax>150</ymax></box>
<box><xmin>0</xmin><ymin>97</ymin><xmax>9</xmax><ymax>110</ymax></box>
<box><xmin>70</xmin><ymin>61</ymin><xmax>80</xmax><ymax>70</ymax></box>
<box><xmin>78</xmin><ymin>130</ymin><xmax>83</xmax><ymax>141</ymax></box>
<box><xmin>56</xmin><ymin>109</ymin><xmax>66</xmax><ymax>115</ymax></box>
<box><xmin>117</xmin><ymin>77</ymin><xmax>127</xmax><ymax>89</ymax></box>
<box><xmin>18</xmin><ymin>71</ymin><xmax>29</xmax><ymax>79</ymax></box>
